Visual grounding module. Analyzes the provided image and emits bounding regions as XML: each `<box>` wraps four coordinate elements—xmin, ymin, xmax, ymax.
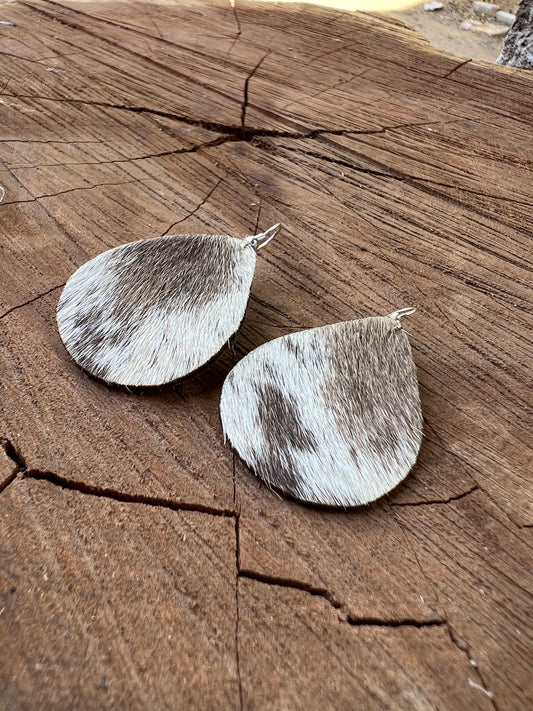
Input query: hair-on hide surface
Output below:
<box><xmin>57</xmin><ymin>233</ymin><xmax>258</xmax><ymax>387</ymax></box>
<box><xmin>220</xmin><ymin>313</ymin><xmax>423</xmax><ymax>507</ymax></box>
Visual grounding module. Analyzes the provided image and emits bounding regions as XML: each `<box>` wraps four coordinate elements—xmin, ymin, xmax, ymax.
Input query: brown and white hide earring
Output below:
<box><xmin>57</xmin><ymin>224</ymin><xmax>280</xmax><ymax>387</ymax></box>
<box><xmin>220</xmin><ymin>308</ymin><xmax>422</xmax><ymax>507</ymax></box>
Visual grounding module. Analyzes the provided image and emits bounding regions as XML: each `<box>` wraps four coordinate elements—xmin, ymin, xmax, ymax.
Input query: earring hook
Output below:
<box><xmin>387</xmin><ymin>307</ymin><xmax>416</xmax><ymax>329</ymax></box>
<box><xmin>243</xmin><ymin>223</ymin><xmax>281</xmax><ymax>250</ymax></box>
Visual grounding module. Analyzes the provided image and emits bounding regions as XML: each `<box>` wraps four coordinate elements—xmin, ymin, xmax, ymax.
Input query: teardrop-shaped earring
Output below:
<box><xmin>57</xmin><ymin>224</ymin><xmax>280</xmax><ymax>387</ymax></box>
<box><xmin>220</xmin><ymin>308</ymin><xmax>422</xmax><ymax>507</ymax></box>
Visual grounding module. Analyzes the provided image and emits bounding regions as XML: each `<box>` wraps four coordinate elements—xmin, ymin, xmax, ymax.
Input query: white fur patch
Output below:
<box><xmin>220</xmin><ymin>315</ymin><xmax>423</xmax><ymax>507</ymax></box>
<box><xmin>57</xmin><ymin>233</ymin><xmax>257</xmax><ymax>387</ymax></box>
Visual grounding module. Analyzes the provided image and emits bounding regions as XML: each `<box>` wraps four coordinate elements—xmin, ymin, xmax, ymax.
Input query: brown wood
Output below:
<box><xmin>239</xmin><ymin>577</ymin><xmax>496</xmax><ymax>710</ymax></box>
<box><xmin>0</xmin><ymin>478</ymin><xmax>238</xmax><ymax>708</ymax></box>
<box><xmin>0</xmin><ymin>442</ymin><xmax>17</xmax><ymax>492</ymax></box>
<box><xmin>0</xmin><ymin>1</ymin><xmax>531</xmax><ymax>709</ymax></box>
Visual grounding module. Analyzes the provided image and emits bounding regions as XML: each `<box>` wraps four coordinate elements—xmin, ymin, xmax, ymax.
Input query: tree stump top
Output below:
<box><xmin>0</xmin><ymin>1</ymin><xmax>531</xmax><ymax>709</ymax></box>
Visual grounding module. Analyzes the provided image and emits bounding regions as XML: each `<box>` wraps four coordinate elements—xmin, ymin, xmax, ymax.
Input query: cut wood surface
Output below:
<box><xmin>0</xmin><ymin>1</ymin><xmax>531</xmax><ymax>709</ymax></box>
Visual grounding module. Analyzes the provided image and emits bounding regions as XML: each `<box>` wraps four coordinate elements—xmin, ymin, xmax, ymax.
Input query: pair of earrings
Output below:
<box><xmin>57</xmin><ymin>226</ymin><xmax>422</xmax><ymax>508</ymax></box>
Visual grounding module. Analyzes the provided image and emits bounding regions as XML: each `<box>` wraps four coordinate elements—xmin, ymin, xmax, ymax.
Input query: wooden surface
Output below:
<box><xmin>0</xmin><ymin>1</ymin><xmax>532</xmax><ymax>709</ymax></box>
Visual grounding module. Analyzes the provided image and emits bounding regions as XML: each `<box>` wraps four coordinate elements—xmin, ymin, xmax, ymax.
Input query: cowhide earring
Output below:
<box><xmin>220</xmin><ymin>308</ymin><xmax>422</xmax><ymax>507</ymax></box>
<box><xmin>57</xmin><ymin>224</ymin><xmax>280</xmax><ymax>387</ymax></box>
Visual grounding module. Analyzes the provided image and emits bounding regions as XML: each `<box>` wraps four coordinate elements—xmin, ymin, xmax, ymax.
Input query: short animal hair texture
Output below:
<box><xmin>220</xmin><ymin>312</ymin><xmax>423</xmax><ymax>507</ymax></box>
<box><xmin>57</xmin><ymin>232</ymin><xmax>262</xmax><ymax>387</ymax></box>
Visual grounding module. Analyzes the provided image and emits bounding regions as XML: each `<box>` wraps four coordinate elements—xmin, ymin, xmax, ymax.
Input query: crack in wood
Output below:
<box><xmin>1</xmin><ymin>438</ymin><xmax>28</xmax><ymax>474</ymax></box>
<box><xmin>0</xmin><ymin>138</ymin><xmax>102</xmax><ymax>146</ymax></box>
<box><xmin>390</xmin><ymin>485</ymin><xmax>480</xmax><ymax>508</ymax></box>
<box><xmin>30</xmin><ymin>0</ymin><xmax>246</xmax><ymax>71</ymax></box>
<box><xmin>238</xmin><ymin>570</ymin><xmax>342</xmax><ymax>611</ymax></box>
<box><xmin>3</xmin><ymin>137</ymin><xmax>237</xmax><ymax>171</ymax></box>
<box><xmin>445</xmin><ymin>623</ymin><xmax>500</xmax><ymax>711</ymax></box>
<box><xmin>0</xmin><ymin>284</ymin><xmax>65</xmax><ymax>321</ymax></box>
<box><xmin>1</xmin><ymin>93</ymin><xmax>243</xmax><ymax>135</ymax></box>
<box><xmin>1</xmin><ymin>177</ymin><xmax>149</xmax><ymax>207</ymax></box>
<box><xmin>0</xmin><ymin>470</ymin><xmax>17</xmax><ymax>495</ymax></box>
<box><xmin>421</xmin><ymin>433</ymin><xmax>528</xmax><ymax>530</ymax></box>
<box><xmin>256</xmin><ymin>136</ymin><xmax>533</xmax><ymax>207</ymax></box>
<box><xmin>226</xmin><ymin>0</ymin><xmax>242</xmax><ymax>58</ymax></box>
<box><xmin>0</xmin><ymin>50</ymin><xmax>58</xmax><ymax>65</ymax></box>
<box><xmin>162</xmin><ymin>177</ymin><xmax>224</xmax><ymax>236</ymax></box>
<box><xmin>346</xmin><ymin>616</ymin><xmax>446</xmax><ymax>628</ymax></box>
<box><xmin>254</xmin><ymin>140</ymin><xmax>398</xmax><ymax>180</ymax></box>
<box><xmin>442</xmin><ymin>59</ymin><xmax>472</xmax><ymax>80</ymax></box>
<box><xmin>240</xmin><ymin>51</ymin><xmax>270</xmax><ymax>133</ymax></box>
<box><xmin>0</xmin><ymin>439</ymin><xmax>25</xmax><ymax>494</ymax></box>
<box><xmin>2</xmin><ymin>93</ymin><xmax>434</xmax><ymax>145</ymax></box>
<box><xmin>23</xmin><ymin>469</ymin><xmax>236</xmax><ymax>517</ymax></box>
<box><xmin>238</xmin><ymin>569</ymin><xmax>448</xmax><ymax>627</ymax></box>
<box><xmin>412</xmin><ymin>178</ymin><xmax>532</xmax><ymax>207</ymax></box>
<box><xmin>20</xmin><ymin>0</ymin><xmax>242</xmax><ymax>112</ymax></box>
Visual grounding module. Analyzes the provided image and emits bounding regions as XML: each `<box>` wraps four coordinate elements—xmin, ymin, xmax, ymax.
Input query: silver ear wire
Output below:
<box><xmin>388</xmin><ymin>307</ymin><xmax>416</xmax><ymax>320</ymax></box>
<box><xmin>388</xmin><ymin>307</ymin><xmax>416</xmax><ymax>329</ymax></box>
<box><xmin>243</xmin><ymin>223</ymin><xmax>281</xmax><ymax>250</ymax></box>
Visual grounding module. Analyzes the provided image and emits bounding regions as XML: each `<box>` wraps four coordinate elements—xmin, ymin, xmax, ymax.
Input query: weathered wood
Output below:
<box><xmin>0</xmin><ymin>443</ymin><xmax>17</xmax><ymax>492</ymax></box>
<box><xmin>239</xmin><ymin>577</ymin><xmax>496</xmax><ymax>710</ymax></box>
<box><xmin>0</xmin><ymin>1</ymin><xmax>532</xmax><ymax>709</ymax></box>
<box><xmin>0</xmin><ymin>477</ymin><xmax>238</xmax><ymax>709</ymax></box>
<box><xmin>237</xmin><ymin>475</ymin><xmax>533</xmax><ymax>707</ymax></box>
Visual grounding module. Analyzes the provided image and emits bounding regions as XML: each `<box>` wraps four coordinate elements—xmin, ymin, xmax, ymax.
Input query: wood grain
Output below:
<box><xmin>238</xmin><ymin>577</ymin><xmax>495</xmax><ymax>710</ymax></box>
<box><xmin>0</xmin><ymin>478</ymin><xmax>238</xmax><ymax>709</ymax></box>
<box><xmin>0</xmin><ymin>292</ymin><xmax>236</xmax><ymax>510</ymax></box>
<box><xmin>0</xmin><ymin>1</ymin><xmax>531</xmax><ymax>709</ymax></box>
<box><xmin>0</xmin><ymin>443</ymin><xmax>17</xmax><ymax>492</ymax></box>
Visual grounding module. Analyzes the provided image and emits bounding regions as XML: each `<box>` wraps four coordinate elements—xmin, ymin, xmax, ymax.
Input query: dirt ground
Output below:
<box><xmin>390</xmin><ymin>0</ymin><xmax>518</xmax><ymax>63</ymax></box>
